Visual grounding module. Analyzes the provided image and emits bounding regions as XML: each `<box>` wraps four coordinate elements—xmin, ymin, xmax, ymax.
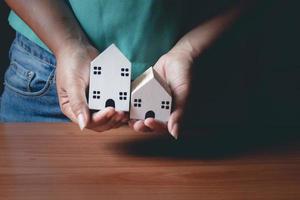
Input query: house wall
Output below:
<box><xmin>130</xmin><ymin>79</ymin><xmax>171</xmax><ymax>122</ymax></box>
<box><xmin>88</xmin><ymin>45</ymin><xmax>131</xmax><ymax>111</ymax></box>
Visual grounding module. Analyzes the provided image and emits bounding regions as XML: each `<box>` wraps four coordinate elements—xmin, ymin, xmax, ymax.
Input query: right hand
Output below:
<box><xmin>55</xmin><ymin>41</ymin><xmax>128</xmax><ymax>131</ymax></box>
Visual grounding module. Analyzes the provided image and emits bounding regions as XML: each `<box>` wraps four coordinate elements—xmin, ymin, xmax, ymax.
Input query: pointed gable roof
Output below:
<box><xmin>91</xmin><ymin>44</ymin><xmax>131</xmax><ymax>66</ymax></box>
<box><xmin>131</xmin><ymin>67</ymin><xmax>171</xmax><ymax>96</ymax></box>
<box><xmin>152</xmin><ymin>68</ymin><xmax>172</xmax><ymax>96</ymax></box>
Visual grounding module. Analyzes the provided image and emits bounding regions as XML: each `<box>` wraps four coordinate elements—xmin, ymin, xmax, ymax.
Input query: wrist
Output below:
<box><xmin>55</xmin><ymin>38</ymin><xmax>94</xmax><ymax>60</ymax></box>
<box><xmin>54</xmin><ymin>33</ymin><xmax>91</xmax><ymax>58</ymax></box>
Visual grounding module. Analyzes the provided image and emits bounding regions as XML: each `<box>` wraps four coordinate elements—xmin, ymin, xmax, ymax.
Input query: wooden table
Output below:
<box><xmin>0</xmin><ymin>123</ymin><xmax>299</xmax><ymax>200</ymax></box>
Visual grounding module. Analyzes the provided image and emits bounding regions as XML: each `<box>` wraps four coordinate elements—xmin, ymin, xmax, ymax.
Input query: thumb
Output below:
<box><xmin>67</xmin><ymin>80</ymin><xmax>90</xmax><ymax>130</ymax></box>
<box><xmin>168</xmin><ymin>83</ymin><xmax>190</xmax><ymax>139</ymax></box>
<box><xmin>168</xmin><ymin>108</ymin><xmax>183</xmax><ymax>140</ymax></box>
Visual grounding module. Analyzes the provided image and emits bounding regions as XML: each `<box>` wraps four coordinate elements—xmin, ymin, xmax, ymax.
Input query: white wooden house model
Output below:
<box><xmin>130</xmin><ymin>67</ymin><xmax>172</xmax><ymax>122</ymax></box>
<box><xmin>88</xmin><ymin>44</ymin><xmax>131</xmax><ymax>111</ymax></box>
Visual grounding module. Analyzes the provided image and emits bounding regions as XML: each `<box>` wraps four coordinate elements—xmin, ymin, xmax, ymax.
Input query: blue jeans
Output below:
<box><xmin>0</xmin><ymin>33</ymin><xmax>68</xmax><ymax>122</ymax></box>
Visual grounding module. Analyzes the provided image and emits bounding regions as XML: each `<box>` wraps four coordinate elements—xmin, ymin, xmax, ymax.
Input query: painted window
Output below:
<box><xmin>161</xmin><ymin>101</ymin><xmax>170</xmax><ymax>109</ymax></box>
<box><xmin>121</xmin><ymin>68</ymin><xmax>130</xmax><ymax>77</ymax></box>
<box><xmin>133</xmin><ymin>99</ymin><xmax>142</xmax><ymax>107</ymax></box>
<box><xmin>93</xmin><ymin>66</ymin><xmax>102</xmax><ymax>75</ymax></box>
<box><xmin>92</xmin><ymin>91</ymin><xmax>101</xmax><ymax>99</ymax></box>
<box><xmin>119</xmin><ymin>92</ymin><xmax>128</xmax><ymax>100</ymax></box>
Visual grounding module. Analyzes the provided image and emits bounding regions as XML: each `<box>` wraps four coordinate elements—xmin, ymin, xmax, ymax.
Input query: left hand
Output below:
<box><xmin>129</xmin><ymin>47</ymin><xmax>194</xmax><ymax>139</ymax></box>
<box><xmin>56</xmin><ymin>42</ymin><xmax>128</xmax><ymax>132</ymax></box>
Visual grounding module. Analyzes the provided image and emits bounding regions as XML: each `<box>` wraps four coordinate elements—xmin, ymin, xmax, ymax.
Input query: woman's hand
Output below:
<box><xmin>128</xmin><ymin>3</ymin><xmax>245</xmax><ymax>138</ymax></box>
<box><xmin>56</xmin><ymin>41</ymin><xmax>128</xmax><ymax>131</ymax></box>
<box><xmin>129</xmin><ymin>46</ymin><xmax>194</xmax><ymax>139</ymax></box>
<box><xmin>5</xmin><ymin>0</ymin><xmax>129</xmax><ymax>131</ymax></box>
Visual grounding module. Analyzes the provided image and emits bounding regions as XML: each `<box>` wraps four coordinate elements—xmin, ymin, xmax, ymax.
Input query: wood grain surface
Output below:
<box><xmin>0</xmin><ymin>123</ymin><xmax>299</xmax><ymax>200</ymax></box>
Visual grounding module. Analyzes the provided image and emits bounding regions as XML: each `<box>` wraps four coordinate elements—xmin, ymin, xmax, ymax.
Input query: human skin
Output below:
<box><xmin>5</xmin><ymin>0</ymin><xmax>128</xmax><ymax>131</ymax></box>
<box><xmin>129</xmin><ymin>4</ymin><xmax>247</xmax><ymax>139</ymax></box>
<box><xmin>5</xmin><ymin>0</ymin><xmax>251</xmax><ymax>136</ymax></box>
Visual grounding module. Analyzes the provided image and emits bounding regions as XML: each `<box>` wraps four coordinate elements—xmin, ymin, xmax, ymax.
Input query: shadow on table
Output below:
<box><xmin>111</xmin><ymin>1</ymin><xmax>300</xmax><ymax>160</ymax></box>
<box><xmin>111</xmin><ymin>128</ymin><xmax>300</xmax><ymax>160</ymax></box>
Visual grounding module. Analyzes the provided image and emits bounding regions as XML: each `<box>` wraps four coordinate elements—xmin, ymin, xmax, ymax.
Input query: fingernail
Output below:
<box><xmin>170</xmin><ymin>124</ymin><xmax>179</xmax><ymax>140</ymax></box>
<box><xmin>77</xmin><ymin>113</ymin><xmax>86</xmax><ymax>131</ymax></box>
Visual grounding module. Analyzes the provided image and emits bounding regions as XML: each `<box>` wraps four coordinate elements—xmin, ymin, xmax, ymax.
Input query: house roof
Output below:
<box><xmin>131</xmin><ymin>67</ymin><xmax>171</xmax><ymax>96</ymax></box>
<box><xmin>91</xmin><ymin>44</ymin><xmax>130</xmax><ymax>66</ymax></box>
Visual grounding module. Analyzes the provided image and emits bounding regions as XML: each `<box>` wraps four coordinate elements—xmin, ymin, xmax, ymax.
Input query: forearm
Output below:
<box><xmin>173</xmin><ymin>1</ymin><xmax>253</xmax><ymax>59</ymax></box>
<box><xmin>5</xmin><ymin>0</ymin><xmax>89</xmax><ymax>56</ymax></box>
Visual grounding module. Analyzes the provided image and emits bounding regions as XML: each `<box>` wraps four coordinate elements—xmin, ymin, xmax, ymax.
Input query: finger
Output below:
<box><xmin>114</xmin><ymin>111</ymin><xmax>126</xmax><ymax>123</ymax></box>
<box><xmin>104</xmin><ymin>113</ymin><xmax>120</xmax><ymax>130</ymax></box>
<box><xmin>106</xmin><ymin>111</ymin><xmax>125</xmax><ymax>128</ymax></box>
<box><xmin>57</xmin><ymin>89</ymin><xmax>78</xmax><ymax>123</ymax></box>
<box><xmin>113</xmin><ymin>116</ymin><xmax>128</xmax><ymax>129</ymax></box>
<box><xmin>59</xmin><ymin>100</ymin><xmax>77</xmax><ymax>123</ymax></box>
<box><xmin>66</xmin><ymin>79</ymin><xmax>90</xmax><ymax>130</ymax></box>
<box><xmin>168</xmin><ymin>109</ymin><xmax>183</xmax><ymax>139</ymax></box>
<box><xmin>128</xmin><ymin>119</ymin><xmax>137</xmax><ymax>129</ymax></box>
<box><xmin>133</xmin><ymin>120</ymin><xmax>152</xmax><ymax>133</ymax></box>
<box><xmin>113</xmin><ymin>121</ymin><xmax>125</xmax><ymax>129</ymax></box>
<box><xmin>112</xmin><ymin>111</ymin><xmax>127</xmax><ymax>128</ymax></box>
<box><xmin>90</xmin><ymin>109</ymin><xmax>126</xmax><ymax>132</ymax></box>
<box><xmin>87</xmin><ymin>107</ymin><xmax>115</xmax><ymax>131</ymax></box>
<box><xmin>122</xmin><ymin>112</ymin><xmax>130</xmax><ymax>123</ymax></box>
<box><xmin>144</xmin><ymin>118</ymin><xmax>167</xmax><ymax>133</ymax></box>
<box><xmin>92</xmin><ymin>107</ymin><xmax>115</xmax><ymax>123</ymax></box>
<box><xmin>90</xmin><ymin>115</ymin><xmax>117</xmax><ymax>132</ymax></box>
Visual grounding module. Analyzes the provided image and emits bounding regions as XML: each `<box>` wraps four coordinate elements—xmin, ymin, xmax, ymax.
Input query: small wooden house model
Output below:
<box><xmin>130</xmin><ymin>67</ymin><xmax>172</xmax><ymax>122</ymax></box>
<box><xmin>88</xmin><ymin>44</ymin><xmax>131</xmax><ymax>111</ymax></box>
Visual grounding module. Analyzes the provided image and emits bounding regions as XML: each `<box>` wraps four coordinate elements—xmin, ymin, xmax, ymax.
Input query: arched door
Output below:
<box><xmin>105</xmin><ymin>99</ymin><xmax>115</xmax><ymax>108</ymax></box>
<box><xmin>145</xmin><ymin>110</ymin><xmax>155</xmax><ymax>119</ymax></box>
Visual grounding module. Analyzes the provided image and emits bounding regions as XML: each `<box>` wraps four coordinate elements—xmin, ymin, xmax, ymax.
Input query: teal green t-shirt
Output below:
<box><xmin>8</xmin><ymin>0</ymin><xmax>193</xmax><ymax>79</ymax></box>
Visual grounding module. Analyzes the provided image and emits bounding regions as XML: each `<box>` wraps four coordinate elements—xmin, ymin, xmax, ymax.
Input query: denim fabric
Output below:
<box><xmin>0</xmin><ymin>33</ymin><xmax>68</xmax><ymax>122</ymax></box>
